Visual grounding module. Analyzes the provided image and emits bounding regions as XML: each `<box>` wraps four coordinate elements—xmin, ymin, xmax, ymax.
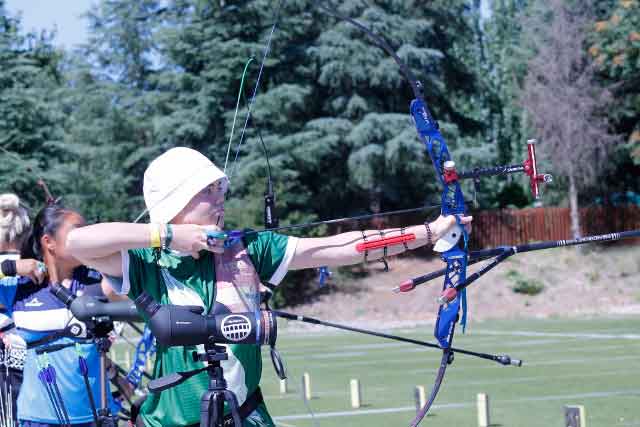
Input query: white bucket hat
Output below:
<box><xmin>143</xmin><ymin>147</ymin><xmax>228</xmax><ymax>223</ymax></box>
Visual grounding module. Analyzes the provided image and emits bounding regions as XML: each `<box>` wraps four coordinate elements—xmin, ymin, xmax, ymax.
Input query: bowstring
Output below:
<box><xmin>227</xmin><ymin>0</ymin><xmax>283</xmax><ymax>181</ymax></box>
<box><xmin>223</xmin><ymin>57</ymin><xmax>255</xmax><ymax>175</ymax></box>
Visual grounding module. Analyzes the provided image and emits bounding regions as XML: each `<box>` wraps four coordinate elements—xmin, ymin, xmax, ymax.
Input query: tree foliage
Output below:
<box><xmin>588</xmin><ymin>0</ymin><xmax>640</xmax><ymax>164</ymax></box>
<box><xmin>0</xmin><ymin>0</ymin><xmax>637</xmax><ymax>304</ymax></box>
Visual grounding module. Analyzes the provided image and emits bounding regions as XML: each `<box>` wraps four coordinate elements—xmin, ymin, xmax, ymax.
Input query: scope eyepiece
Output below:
<box><xmin>49</xmin><ymin>282</ymin><xmax>75</xmax><ymax>306</ymax></box>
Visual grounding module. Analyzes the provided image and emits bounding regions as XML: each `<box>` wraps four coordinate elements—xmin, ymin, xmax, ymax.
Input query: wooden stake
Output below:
<box><xmin>477</xmin><ymin>393</ymin><xmax>490</xmax><ymax>427</ymax></box>
<box><xmin>350</xmin><ymin>379</ymin><xmax>361</xmax><ymax>408</ymax></box>
<box><xmin>279</xmin><ymin>378</ymin><xmax>288</xmax><ymax>394</ymax></box>
<box><xmin>302</xmin><ymin>372</ymin><xmax>312</xmax><ymax>401</ymax></box>
<box><xmin>414</xmin><ymin>386</ymin><xmax>426</xmax><ymax>413</ymax></box>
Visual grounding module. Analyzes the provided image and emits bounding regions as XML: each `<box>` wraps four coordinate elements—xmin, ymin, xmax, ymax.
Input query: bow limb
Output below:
<box><xmin>410</xmin><ymin>345</ymin><xmax>454</xmax><ymax>427</ymax></box>
<box><xmin>409</xmin><ymin>270</ymin><xmax>462</xmax><ymax>426</ymax></box>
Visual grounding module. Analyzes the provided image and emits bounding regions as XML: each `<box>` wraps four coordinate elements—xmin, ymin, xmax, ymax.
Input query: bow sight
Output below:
<box><xmin>426</xmin><ymin>139</ymin><xmax>553</xmax><ymax>255</ymax></box>
<box><xmin>453</xmin><ymin>139</ymin><xmax>553</xmax><ymax>200</ymax></box>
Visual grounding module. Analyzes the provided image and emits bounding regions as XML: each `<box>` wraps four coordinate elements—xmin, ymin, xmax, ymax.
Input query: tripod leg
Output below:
<box><xmin>224</xmin><ymin>390</ymin><xmax>243</xmax><ymax>427</ymax></box>
<box><xmin>200</xmin><ymin>391</ymin><xmax>212</xmax><ymax>427</ymax></box>
<box><xmin>212</xmin><ymin>392</ymin><xmax>224</xmax><ymax>427</ymax></box>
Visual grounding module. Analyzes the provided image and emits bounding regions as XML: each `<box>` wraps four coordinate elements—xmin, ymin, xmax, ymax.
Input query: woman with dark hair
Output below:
<box><xmin>0</xmin><ymin>202</ymin><xmax>111</xmax><ymax>426</ymax></box>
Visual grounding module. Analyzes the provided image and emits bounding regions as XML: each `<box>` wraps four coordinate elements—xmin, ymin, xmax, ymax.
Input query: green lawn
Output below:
<box><xmin>257</xmin><ymin>317</ymin><xmax>640</xmax><ymax>427</ymax></box>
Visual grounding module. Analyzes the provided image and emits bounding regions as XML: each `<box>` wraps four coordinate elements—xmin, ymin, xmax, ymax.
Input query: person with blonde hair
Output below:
<box><xmin>0</xmin><ymin>193</ymin><xmax>30</xmax><ymax>258</ymax></box>
<box><xmin>0</xmin><ymin>193</ymin><xmax>44</xmax><ymax>425</ymax></box>
<box><xmin>0</xmin><ymin>193</ymin><xmax>46</xmax><ymax>284</ymax></box>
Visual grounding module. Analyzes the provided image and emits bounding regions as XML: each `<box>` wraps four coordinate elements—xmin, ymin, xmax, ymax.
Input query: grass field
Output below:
<box><xmin>257</xmin><ymin>317</ymin><xmax>640</xmax><ymax>427</ymax></box>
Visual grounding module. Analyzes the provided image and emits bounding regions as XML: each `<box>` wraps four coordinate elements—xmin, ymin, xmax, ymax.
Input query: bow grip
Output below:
<box><xmin>437</xmin><ymin>287</ymin><xmax>458</xmax><ymax>305</ymax></box>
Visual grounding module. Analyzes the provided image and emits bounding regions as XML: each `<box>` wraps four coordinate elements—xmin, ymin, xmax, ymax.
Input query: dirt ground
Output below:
<box><xmin>283</xmin><ymin>243</ymin><xmax>640</xmax><ymax>328</ymax></box>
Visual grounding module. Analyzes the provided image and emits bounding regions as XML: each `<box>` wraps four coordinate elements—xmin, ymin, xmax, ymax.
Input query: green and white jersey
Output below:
<box><xmin>119</xmin><ymin>231</ymin><xmax>297</xmax><ymax>427</ymax></box>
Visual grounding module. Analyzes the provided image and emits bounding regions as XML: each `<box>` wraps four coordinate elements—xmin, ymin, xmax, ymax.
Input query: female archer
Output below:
<box><xmin>0</xmin><ymin>202</ymin><xmax>116</xmax><ymax>426</ymax></box>
<box><xmin>66</xmin><ymin>146</ymin><xmax>472</xmax><ymax>427</ymax></box>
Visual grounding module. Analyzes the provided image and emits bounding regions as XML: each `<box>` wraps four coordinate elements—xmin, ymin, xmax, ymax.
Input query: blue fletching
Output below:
<box><xmin>79</xmin><ymin>356</ymin><xmax>89</xmax><ymax>376</ymax></box>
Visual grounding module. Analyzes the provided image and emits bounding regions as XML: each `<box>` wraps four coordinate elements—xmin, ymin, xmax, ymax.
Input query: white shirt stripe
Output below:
<box><xmin>268</xmin><ymin>236</ymin><xmax>298</xmax><ymax>286</ymax></box>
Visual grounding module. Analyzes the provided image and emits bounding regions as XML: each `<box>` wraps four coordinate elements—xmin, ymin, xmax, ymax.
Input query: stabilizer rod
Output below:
<box><xmin>273</xmin><ymin>310</ymin><xmax>522</xmax><ymax>366</ymax></box>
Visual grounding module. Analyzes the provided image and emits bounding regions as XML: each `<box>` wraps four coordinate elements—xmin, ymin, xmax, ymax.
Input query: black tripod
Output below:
<box><xmin>148</xmin><ymin>340</ymin><xmax>242</xmax><ymax>427</ymax></box>
<box><xmin>91</xmin><ymin>317</ymin><xmax>119</xmax><ymax>427</ymax></box>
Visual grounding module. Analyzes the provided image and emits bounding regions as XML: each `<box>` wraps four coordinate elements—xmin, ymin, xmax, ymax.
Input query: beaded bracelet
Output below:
<box><xmin>424</xmin><ymin>221</ymin><xmax>433</xmax><ymax>245</ymax></box>
<box><xmin>163</xmin><ymin>224</ymin><xmax>174</xmax><ymax>250</ymax></box>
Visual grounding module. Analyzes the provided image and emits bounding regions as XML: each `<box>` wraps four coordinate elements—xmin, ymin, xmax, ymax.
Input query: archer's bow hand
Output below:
<box><xmin>437</xmin><ymin>287</ymin><xmax>459</xmax><ymax>305</ymax></box>
<box><xmin>429</xmin><ymin>214</ymin><xmax>473</xmax><ymax>242</ymax></box>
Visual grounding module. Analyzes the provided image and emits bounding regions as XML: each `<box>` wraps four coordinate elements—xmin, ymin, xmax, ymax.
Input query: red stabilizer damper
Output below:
<box><xmin>392</xmin><ymin>280</ymin><xmax>416</xmax><ymax>293</ymax></box>
<box><xmin>356</xmin><ymin>234</ymin><xmax>416</xmax><ymax>252</ymax></box>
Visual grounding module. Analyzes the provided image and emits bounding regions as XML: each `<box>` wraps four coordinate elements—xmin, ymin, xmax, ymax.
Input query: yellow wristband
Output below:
<box><xmin>0</xmin><ymin>269</ymin><xmax>5</xmax><ymax>279</ymax></box>
<box><xmin>149</xmin><ymin>223</ymin><xmax>162</xmax><ymax>248</ymax></box>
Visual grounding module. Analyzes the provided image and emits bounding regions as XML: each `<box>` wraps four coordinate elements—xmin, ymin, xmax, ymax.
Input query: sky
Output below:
<box><xmin>5</xmin><ymin>0</ymin><xmax>492</xmax><ymax>49</ymax></box>
<box><xmin>6</xmin><ymin>0</ymin><xmax>92</xmax><ymax>49</ymax></box>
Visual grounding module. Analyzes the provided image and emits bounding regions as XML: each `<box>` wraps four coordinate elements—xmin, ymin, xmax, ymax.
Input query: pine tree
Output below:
<box><xmin>0</xmin><ymin>2</ymin><xmax>66</xmax><ymax>208</ymax></box>
<box><xmin>56</xmin><ymin>0</ymin><xmax>165</xmax><ymax>220</ymax></box>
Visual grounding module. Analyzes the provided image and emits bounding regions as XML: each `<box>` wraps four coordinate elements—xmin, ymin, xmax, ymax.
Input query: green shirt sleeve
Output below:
<box><xmin>244</xmin><ymin>231</ymin><xmax>296</xmax><ymax>285</ymax></box>
<box><xmin>122</xmin><ymin>248</ymin><xmax>164</xmax><ymax>301</ymax></box>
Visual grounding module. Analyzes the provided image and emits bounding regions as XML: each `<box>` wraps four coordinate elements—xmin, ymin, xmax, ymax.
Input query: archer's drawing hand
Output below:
<box><xmin>170</xmin><ymin>224</ymin><xmax>225</xmax><ymax>258</ymax></box>
<box><xmin>429</xmin><ymin>215</ymin><xmax>473</xmax><ymax>242</ymax></box>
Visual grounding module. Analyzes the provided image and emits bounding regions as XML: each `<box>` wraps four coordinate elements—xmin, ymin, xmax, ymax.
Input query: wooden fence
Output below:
<box><xmin>469</xmin><ymin>205</ymin><xmax>640</xmax><ymax>248</ymax></box>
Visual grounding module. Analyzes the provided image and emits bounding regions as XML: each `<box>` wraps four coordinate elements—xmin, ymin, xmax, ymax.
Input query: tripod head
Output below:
<box><xmin>146</xmin><ymin>340</ymin><xmax>228</xmax><ymax>393</ymax></box>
